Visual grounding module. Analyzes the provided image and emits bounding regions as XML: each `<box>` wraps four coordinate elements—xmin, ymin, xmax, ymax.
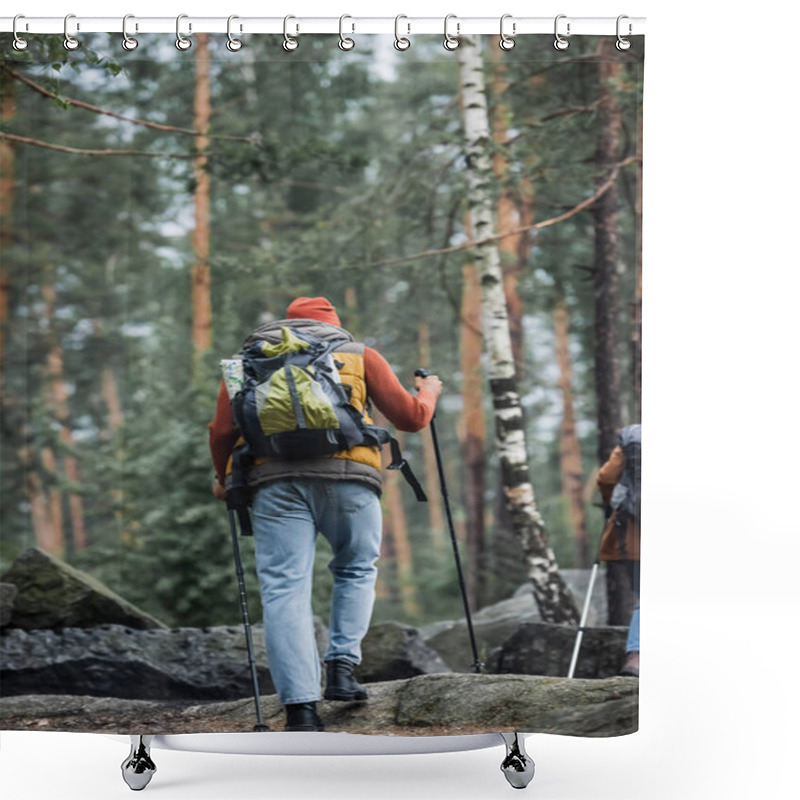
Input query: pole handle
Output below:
<box><xmin>414</xmin><ymin>368</ymin><xmax>436</xmax><ymax>419</ymax></box>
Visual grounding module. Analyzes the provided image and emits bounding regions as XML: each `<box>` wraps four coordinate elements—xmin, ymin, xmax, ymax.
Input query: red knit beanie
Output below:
<box><xmin>285</xmin><ymin>296</ymin><xmax>341</xmax><ymax>327</ymax></box>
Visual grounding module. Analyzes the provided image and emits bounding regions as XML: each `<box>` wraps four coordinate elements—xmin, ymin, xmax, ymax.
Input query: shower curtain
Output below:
<box><xmin>0</xmin><ymin>24</ymin><xmax>644</xmax><ymax>740</ymax></box>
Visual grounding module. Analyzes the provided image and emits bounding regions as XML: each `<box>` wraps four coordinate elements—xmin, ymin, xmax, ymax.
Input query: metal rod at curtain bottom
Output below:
<box><xmin>1</xmin><ymin>15</ymin><xmax>646</xmax><ymax>37</ymax></box>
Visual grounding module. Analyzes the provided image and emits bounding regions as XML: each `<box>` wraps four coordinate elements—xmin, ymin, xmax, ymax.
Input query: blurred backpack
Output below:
<box><xmin>610</xmin><ymin>424</ymin><xmax>642</xmax><ymax>526</ymax></box>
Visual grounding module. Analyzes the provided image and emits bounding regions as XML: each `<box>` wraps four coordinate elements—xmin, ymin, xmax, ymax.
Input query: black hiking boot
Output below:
<box><xmin>323</xmin><ymin>658</ymin><xmax>368</xmax><ymax>702</ymax></box>
<box><xmin>285</xmin><ymin>702</ymin><xmax>325</xmax><ymax>732</ymax></box>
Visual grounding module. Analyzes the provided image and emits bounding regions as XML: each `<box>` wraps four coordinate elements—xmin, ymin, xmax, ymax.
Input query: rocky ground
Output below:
<box><xmin>1</xmin><ymin>547</ymin><xmax>636</xmax><ymax>738</ymax></box>
<box><xmin>0</xmin><ymin>673</ymin><xmax>638</xmax><ymax>737</ymax></box>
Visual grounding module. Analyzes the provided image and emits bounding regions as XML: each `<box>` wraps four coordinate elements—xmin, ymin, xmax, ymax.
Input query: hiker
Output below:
<box><xmin>209</xmin><ymin>296</ymin><xmax>443</xmax><ymax>731</ymax></box>
<box><xmin>597</xmin><ymin>424</ymin><xmax>641</xmax><ymax>678</ymax></box>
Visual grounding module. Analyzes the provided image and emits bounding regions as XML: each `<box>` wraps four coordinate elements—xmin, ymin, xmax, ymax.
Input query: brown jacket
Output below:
<box><xmin>597</xmin><ymin>446</ymin><xmax>641</xmax><ymax>561</ymax></box>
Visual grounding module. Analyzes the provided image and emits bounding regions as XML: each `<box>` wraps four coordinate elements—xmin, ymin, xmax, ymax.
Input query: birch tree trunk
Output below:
<box><xmin>592</xmin><ymin>41</ymin><xmax>623</xmax><ymax>464</ymax></box>
<box><xmin>457</xmin><ymin>37</ymin><xmax>579</xmax><ymax>625</ymax></box>
<box><xmin>191</xmin><ymin>34</ymin><xmax>213</xmax><ymax>380</ymax></box>
<box><xmin>490</xmin><ymin>55</ymin><xmax>526</xmax><ymax>380</ymax></box>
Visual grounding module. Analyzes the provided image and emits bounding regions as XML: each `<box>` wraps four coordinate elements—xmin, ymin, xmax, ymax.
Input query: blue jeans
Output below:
<box><xmin>251</xmin><ymin>479</ymin><xmax>382</xmax><ymax>705</ymax></box>
<box><xmin>626</xmin><ymin>604</ymin><xmax>640</xmax><ymax>652</ymax></box>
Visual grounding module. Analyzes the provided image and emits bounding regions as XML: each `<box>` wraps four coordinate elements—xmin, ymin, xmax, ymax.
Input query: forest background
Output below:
<box><xmin>0</xmin><ymin>30</ymin><xmax>642</xmax><ymax>631</ymax></box>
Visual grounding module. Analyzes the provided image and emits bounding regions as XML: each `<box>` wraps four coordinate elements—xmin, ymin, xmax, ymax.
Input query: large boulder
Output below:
<box><xmin>0</xmin><ymin>583</ymin><xmax>18</xmax><ymax>628</ymax></box>
<box><xmin>394</xmin><ymin>673</ymin><xmax>637</xmax><ymax>737</ymax></box>
<box><xmin>420</xmin><ymin>570</ymin><xmax>608</xmax><ymax>672</ymax></box>
<box><xmin>0</xmin><ymin>624</ymin><xmax>273</xmax><ymax>700</ymax></box>
<box><xmin>0</xmin><ymin>548</ymin><xmax>166</xmax><ymax>630</ymax></box>
<box><xmin>357</xmin><ymin>622</ymin><xmax>451</xmax><ymax>682</ymax></box>
<box><xmin>0</xmin><ymin>615</ymin><xmax>332</xmax><ymax>701</ymax></box>
<box><xmin>489</xmin><ymin>621</ymin><xmax>628</xmax><ymax>679</ymax></box>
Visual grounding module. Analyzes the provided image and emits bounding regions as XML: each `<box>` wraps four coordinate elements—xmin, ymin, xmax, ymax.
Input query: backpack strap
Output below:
<box><xmin>362</xmin><ymin>424</ymin><xmax>427</xmax><ymax>503</ymax></box>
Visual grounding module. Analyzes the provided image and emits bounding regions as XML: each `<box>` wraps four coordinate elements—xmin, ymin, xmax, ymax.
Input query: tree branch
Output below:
<box><xmin>2</xmin><ymin>66</ymin><xmax>259</xmax><ymax>145</ymax></box>
<box><xmin>0</xmin><ymin>131</ymin><xmax>195</xmax><ymax>159</ymax></box>
<box><xmin>368</xmin><ymin>156</ymin><xmax>640</xmax><ymax>271</ymax></box>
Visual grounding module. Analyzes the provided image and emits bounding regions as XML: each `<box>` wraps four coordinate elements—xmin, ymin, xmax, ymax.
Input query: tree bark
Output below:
<box><xmin>41</xmin><ymin>274</ymin><xmax>88</xmax><ymax>552</ymax></box>
<box><xmin>0</xmin><ymin>70</ymin><xmax>15</xmax><ymax>387</ymax></box>
<box><xmin>377</xmin><ymin>423</ymin><xmax>419</xmax><ymax>617</ymax></box>
<box><xmin>417</xmin><ymin>320</ymin><xmax>446</xmax><ymax>550</ymax></box>
<box><xmin>490</xmin><ymin>55</ymin><xmax>526</xmax><ymax>380</ymax></box>
<box><xmin>191</xmin><ymin>34</ymin><xmax>213</xmax><ymax>379</ymax></box>
<box><xmin>632</xmin><ymin>108</ymin><xmax>643</xmax><ymax>422</ymax></box>
<box><xmin>458</xmin><ymin>233</ymin><xmax>487</xmax><ymax>609</ymax></box>
<box><xmin>457</xmin><ymin>36</ymin><xmax>579</xmax><ymax>625</ymax></box>
<box><xmin>554</xmin><ymin>295</ymin><xmax>590</xmax><ymax>568</ymax></box>
<box><xmin>592</xmin><ymin>41</ymin><xmax>624</xmax><ymax>465</ymax></box>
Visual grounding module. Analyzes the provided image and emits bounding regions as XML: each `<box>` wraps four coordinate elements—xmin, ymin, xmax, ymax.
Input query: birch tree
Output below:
<box><xmin>457</xmin><ymin>37</ymin><xmax>579</xmax><ymax>625</ymax></box>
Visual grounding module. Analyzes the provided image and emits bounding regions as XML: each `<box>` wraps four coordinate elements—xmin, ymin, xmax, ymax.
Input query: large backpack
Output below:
<box><xmin>222</xmin><ymin>325</ymin><xmax>426</xmax><ymax>502</ymax></box>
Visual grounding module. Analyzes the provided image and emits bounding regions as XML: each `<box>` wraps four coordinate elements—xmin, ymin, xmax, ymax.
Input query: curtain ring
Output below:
<box><xmin>554</xmin><ymin>14</ymin><xmax>570</xmax><ymax>50</ymax></box>
<box><xmin>226</xmin><ymin>15</ymin><xmax>243</xmax><ymax>51</ymax></box>
<box><xmin>12</xmin><ymin>15</ymin><xmax>29</xmax><ymax>51</ymax></box>
<box><xmin>122</xmin><ymin>15</ymin><xmax>138</xmax><ymax>51</ymax></box>
<box><xmin>499</xmin><ymin>14</ymin><xmax>516</xmax><ymax>50</ymax></box>
<box><xmin>443</xmin><ymin>14</ymin><xmax>460</xmax><ymax>51</ymax></box>
<box><xmin>394</xmin><ymin>15</ymin><xmax>411</xmax><ymax>51</ymax></box>
<box><xmin>283</xmin><ymin>15</ymin><xmax>299</xmax><ymax>51</ymax></box>
<box><xmin>616</xmin><ymin>15</ymin><xmax>632</xmax><ymax>51</ymax></box>
<box><xmin>175</xmin><ymin>14</ymin><xmax>192</xmax><ymax>51</ymax></box>
<box><xmin>63</xmin><ymin>14</ymin><xmax>80</xmax><ymax>51</ymax></box>
<box><xmin>339</xmin><ymin>15</ymin><xmax>355</xmax><ymax>51</ymax></box>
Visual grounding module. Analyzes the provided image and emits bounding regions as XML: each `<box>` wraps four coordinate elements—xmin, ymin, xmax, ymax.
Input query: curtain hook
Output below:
<box><xmin>443</xmin><ymin>14</ymin><xmax>460</xmax><ymax>51</ymax></box>
<box><xmin>175</xmin><ymin>14</ymin><xmax>192</xmax><ymax>51</ymax></box>
<box><xmin>499</xmin><ymin>14</ymin><xmax>516</xmax><ymax>51</ymax></box>
<box><xmin>616</xmin><ymin>14</ymin><xmax>632</xmax><ymax>51</ymax></box>
<box><xmin>63</xmin><ymin>13</ymin><xmax>80</xmax><ymax>51</ymax></box>
<box><xmin>283</xmin><ymin>15</ymin><xmax>299</xmax><ymax>51</ymax></box>
<box><xmin>227</xmin><ymin>15</ymin><xmax>243</xmax><ymax>51</ymax></box>
<box><xmin>394</xmin><ymin>14</ymin><xmax>411</xmax><ymax>51</ymax></box>
<box><xmin>122</xmin><ymin>14</ymin><xmax>138</xmax><ymax>51</ymax></box>
<box><xmin>339</xmin><ymin>14</ymin><xmax>355</xmax><ymax>51</ymax></box>
<box><xmin>554</xmin><ymin>14</ymin><xmax>570</xmax><ymax>50</ymax></box>
<box><xmin>12</xmin><ymin>15</ymin><xmax>29</xmax><ymax>51</ymax></box>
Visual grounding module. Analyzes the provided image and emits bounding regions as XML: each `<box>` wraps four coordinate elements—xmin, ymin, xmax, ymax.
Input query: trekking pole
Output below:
<box><xmin>567</xmin><ymin>509</ymin><xmax>610</xmax><ymax>679</ymax></box>
<box><xmin>226</xmin><ymin>460</ymin><xmax>269</xmax><ymax>731</ymax></box>
<box><xmin>567</xmin><ymin>554</ymin><xmax>600</xmax><ymax>679</ymax></box>
<box><xmin>415</xmin><ymin>369</ymin><xmax>483</xmax><ymax>674</ymax></box>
